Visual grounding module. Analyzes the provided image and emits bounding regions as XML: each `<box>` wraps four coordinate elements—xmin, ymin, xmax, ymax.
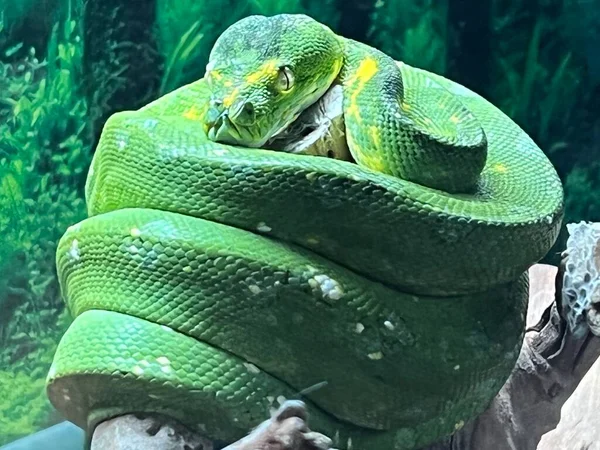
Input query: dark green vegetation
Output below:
<box><xmin>0</xmin><ymin>0</ymin><xmax>598</xmax><ymax>444</ymax></box>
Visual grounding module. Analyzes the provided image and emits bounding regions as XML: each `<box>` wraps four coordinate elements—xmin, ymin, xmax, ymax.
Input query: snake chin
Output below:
<box><xmin>205</xmin><ymin>107</ymin><xmax>303</xmax><ymax>148</ymax></box>
<box><xmin>206</xmin><ymin>114</ymin><xmax>264</xmax><ymax>147</ymax></box>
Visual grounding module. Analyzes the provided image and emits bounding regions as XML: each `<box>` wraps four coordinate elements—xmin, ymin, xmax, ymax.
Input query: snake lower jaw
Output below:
<box><xmin>206</xmin><ymin>115</ymin><xmax>266</xmax><ymax>148</ymax></box>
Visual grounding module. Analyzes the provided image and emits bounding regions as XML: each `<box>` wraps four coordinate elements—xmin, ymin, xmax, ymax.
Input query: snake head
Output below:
<box><xmin>203</xmin><ymin>14</ymin><xmax>343</xmax><ymax>148</ymax></box>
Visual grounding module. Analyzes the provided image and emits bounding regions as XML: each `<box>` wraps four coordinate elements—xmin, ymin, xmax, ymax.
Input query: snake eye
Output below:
<box><xmin>275</xmin><ymin>66</ymin><xmax>294</xmax><ymax>93</ymax></box>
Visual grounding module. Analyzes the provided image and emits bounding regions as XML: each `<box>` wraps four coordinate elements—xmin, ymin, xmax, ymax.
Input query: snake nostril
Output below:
<box><xmin>243</xmin><ymin>101</ymin><xmax>254</xmax><ymax>117</ymax></box>
<box><xmin>205</xmin><ymin>106</ymin><xmax>223</xmax><ymax>127</ymax></box>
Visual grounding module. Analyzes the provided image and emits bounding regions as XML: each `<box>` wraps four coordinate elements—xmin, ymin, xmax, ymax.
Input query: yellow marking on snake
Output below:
<box><xmin>401</xmin><ymin>101</ymin><xmax>411</xmax><ymax>111</ymax></box>
<box><xmin>224</xmin><ymin>80</ymin><xmax>233</xmax><ymax>87</ymax></box>
<box><xmin>183</xmin><ymin>106</ymin><xmax>202</xmax><ymax>121</ymax></box>
<box><xmin>360</xmin><ymin>152</ymin><xmax>385</xmax><ymax>172</ymax></box>
<box><xmin>209</xmin><ymin>70</ymin><xmax>223</xmax><ymax>81</ymax></box>
<box><xmin>347</xmin><ymin>128</ymin><xmax>385</xmax><ymax>172</ymax></box>
<box><xmin>492</xmin><ymin>163</ymin><xmax>508</xmax><ymax>173</ymax></box>
<box><xmin>346</xmin><ymin>57</ymin><xmax>379</xmax><ymax>123</ymax></box>
<box><xmin>246</xmin><ymin>60</ymin><xmax>279</xmax><ymax>83</ymax></box>
<box><xmin>369</xmin><ymin>125</ymin><xmax>381</xmax><ymax>147</ymax></box>
<box><xmin>223</xmin><ymin>88</ymin><xmax>240</xmax><ymax>108</ymax></box>
<box><xmin>346</xmin><ymin>102</ymin><xmax>360</xmax><ymax>120</ymax></box>
<box><xmin>450</xmin><ymin>114</ymin><xmax>461</xmax><ymax>124</ymax></box>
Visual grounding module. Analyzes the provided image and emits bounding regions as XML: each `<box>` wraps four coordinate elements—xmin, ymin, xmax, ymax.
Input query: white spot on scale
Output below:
<box><xmin>312</xmin><ymin>274</ymin><xmax>344</xmax><ymax>300</ymax></box>
<box><xmin>243</xmin><ymin>362</ymin><xmax>261</xmax><ymax>374</ymax></box>
<box><xmin>249</xmin><ymin>285</ymin><xmax>261</xmax><ymax>294</ymax></box>
<box><xmin>306</xmin><ymin>236</ymin><xmax>320</xmax><ymax>245</ymax></box>
<box><xmin>257</xmin><ymin>222</ymin><xmax>272</xmax><ymax>233</ymax></box>
<box><xmin>132</xmin><ymin>366</ymin><xmax>144</xmax><ymax>376</ymax></box>
<box><xmin>160</xmin><ymin>325</ymin><xmax>174</xmax><ymax>333</ymax></box>
<box><xmin>128</xmin><ymin>245</ymin><xmax>138</xmax><ymax>254</ymax></box>
<box><xmin>130</xmin><ymin>227</ymin><xmax>141</xmax><ymax>238</ymax></box>
<box><xmin>266</xmin><ymin>396</ymin><xmax>275</xmax><ymax>403</ymax></box>
<box><xmin>277</xmin><ymin>395</ymin><xmax>287</xmax><ymax>405</ymax></box>
<box><xmin>454</xmin><ymin>364</ymin><xmax>460</xmax><ymax>371</ymax></box>
<box><xmin>63</xmin><ymin>394</ymin><xmax>71</xmax><ymax>402</ymax></box>
<box><xmin>355</xmin><ymin>323</ymin><xmax>365</xmax><ymax>334</ymax></box>
<box><xmin>117</xmin><ymin>139</ymin><xmax>127</xmax><ymax>151</ymax></box>
<box><xmin>384</xmin><ymin>320</ymin><xmax>395</xmax><ymax>331</ymax></box>
<box><xmin>161</xmin><ymin>366</ymin><xmax>172</xmax><ymax>374</ymax></box>
<box><xmin>212</xmin><ymin>148</ymin><xmax>228</xmax><ymax>156</ymax></box>
<box><xmin>156</xmin><ymin>356</ymin><xmax>170</xmax><ymax>366</ymax></box>
<box><xmin>367</xmin><ymin>352</ymin><xmax>383</xmax><ymax>360</ymax></box>
<box><xmin>68</xmin><ymin>239</ymin><xmax>80</xmax><ymax>261</ymax></box>
<box><xmin>347</xmin><ymin>437</ymin><xmax>353</xmax><ymax>449</ymax></box>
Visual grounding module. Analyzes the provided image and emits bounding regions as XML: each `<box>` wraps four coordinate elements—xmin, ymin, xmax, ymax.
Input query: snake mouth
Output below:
<box><xmin>206</xmin><ymin>113</ymin><xmax>265</xmax><ymax>147</ymax></box>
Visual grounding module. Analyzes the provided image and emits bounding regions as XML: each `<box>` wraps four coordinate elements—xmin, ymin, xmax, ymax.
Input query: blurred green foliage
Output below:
<box><xmin>368</xmin><ymin>0</ymin><xmax>448</xmax><ymax>74</ymax></box>
<box><xmin>0</xmin><ymin>0</ymin><xmax>89</xmax><ymax>443</ymax></box>
<box><xmin>0</xmin><ymin>371</ymin><xmax>52</xmax><ymax>444</ymax></box>
<box><xmin>0</xmin><ymin>0</ymin><xmax>598</xmax><ymax>444</ymax></box>
<box><xmin>490</xmin><ymin>3</ymin><xmax>583</xmax><ymax>151</ymax></box>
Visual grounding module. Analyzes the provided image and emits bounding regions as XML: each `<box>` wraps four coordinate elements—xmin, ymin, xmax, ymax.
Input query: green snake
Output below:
<box><xmin>46</xmin><ymin>14</ymin><xmax>564</xmax><ymax>450</ymax></box>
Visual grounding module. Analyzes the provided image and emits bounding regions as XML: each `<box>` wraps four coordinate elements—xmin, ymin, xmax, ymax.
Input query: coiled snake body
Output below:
<box><xmin>47</xmin><ymin>14</ymin><xmax>564</xmax><ymax>450</ymax></box>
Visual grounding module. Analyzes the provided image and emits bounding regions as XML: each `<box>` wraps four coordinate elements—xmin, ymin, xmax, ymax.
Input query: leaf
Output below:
<box><xmin>4</xmin><ymin>43</ymin><xmax>23</xmax><ymax>58</ymax></box>
<box><xmin>0</xmin><ymin>172</ymin><xmax>23</xmax><ymax>208</ymax></box>
<box><xmin>516</xmin><ymin>19</ymin><xmax>544</xmax><ymax>124</ymax></box>
<box><xmin>538</xmin><ymin>52</ymin><xmax>572</xmax><ymax>140</ymax></box>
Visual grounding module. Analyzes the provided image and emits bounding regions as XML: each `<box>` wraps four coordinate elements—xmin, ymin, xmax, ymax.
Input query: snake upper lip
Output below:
<box><xmin>207</xmin><ymin>112</ymin><xmax>261</xmax><ymax>146</ymax></box>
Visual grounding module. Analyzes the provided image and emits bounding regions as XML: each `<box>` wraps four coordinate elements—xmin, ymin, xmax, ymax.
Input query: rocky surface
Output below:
<box><xmin>91</xmin><ymin>414</ymin><xmax>212</xmax><ymax>450</ymax></box>
<box><xmin>91</xmin><ymin>401</ymin><xmax>335</xmax><ymax>450</ymax></box>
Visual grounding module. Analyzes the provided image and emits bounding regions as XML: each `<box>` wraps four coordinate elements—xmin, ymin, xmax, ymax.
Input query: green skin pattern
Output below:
<box><xmin>46</xmin><ymin>14</ymin><xmax>564</xmax><ymax>450</ymax></box>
